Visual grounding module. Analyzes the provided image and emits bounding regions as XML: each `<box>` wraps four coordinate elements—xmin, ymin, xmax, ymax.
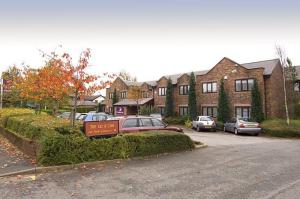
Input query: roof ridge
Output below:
<box><xmin>241</xmin><ymin>58</ymin><xmax>279</xmax><ymax>65</ymax></box>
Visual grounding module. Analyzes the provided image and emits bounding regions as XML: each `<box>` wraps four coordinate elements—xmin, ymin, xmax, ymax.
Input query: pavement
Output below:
<box><xmin>1</xmin><ymin>130</ymin><xmax>300</xmax><ymax>199</ymax></box>
<box><xmin>0</xmin><ymin>135</ymin><xmax>34</xmax><ymax>176</ymax></box>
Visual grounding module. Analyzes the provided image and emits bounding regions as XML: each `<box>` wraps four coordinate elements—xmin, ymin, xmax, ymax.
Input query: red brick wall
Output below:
<box><xmin>196</xmin><ymin>58</ymin><xmax>265</xmax><ymax>118</ymax></box>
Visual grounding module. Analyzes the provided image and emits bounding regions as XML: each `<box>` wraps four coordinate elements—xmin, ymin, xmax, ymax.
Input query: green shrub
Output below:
<box><xmin>164</xmin><ymin>116</ymin><xmax>189</xmax><ymax>125</ymax></box>
<box><xmin>216</xmin><ymin>121</ymin><xmax>224</xmax><ymax>131</ymax></box>
<box><xmin>294</xmin><ymin>104</ymin><xmax>300</xmax><ymax>119</ymax></box>
<box><xmin>38</xmin><ymin>131</ymin><xmax>195</xmax><ymax>166</ymax></box>
<box><xmin>184</xmin><ymin>118</ymin><xmax>192</xmax><ymax>129</ymax></box>
<box><xmin>261</xmin><ymin>119</ymin><xmax>300</xmax><ymax>138</ymax></box>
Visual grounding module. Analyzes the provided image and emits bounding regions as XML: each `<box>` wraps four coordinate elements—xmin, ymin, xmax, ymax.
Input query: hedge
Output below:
<box><xmin>163</xmin><ymin>116</ymin><xmax>189</xmax><ymax>125</ymax></box>
<box><xmin>261</xmin><ymin>119</ymin><xmax>300</xmax><ymax>138</ymax></box>
<box><xmin>38</xmin><ymin>131</ymin><xmax>195</xmax><ymax>166</ymax></box>
<box><xmin>0</xmin><ymin>108</ymin><xmax>195</xmax><ymax>166</ymax></box>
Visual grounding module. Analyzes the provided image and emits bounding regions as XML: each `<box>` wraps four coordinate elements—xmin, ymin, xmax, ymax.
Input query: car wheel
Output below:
<box><xmin>234</xmin><ymin>128</ymin><xmax>238</xmax><ymax>135</ymax></box>
<box><xmin>197</xmin><ymin>126</ymin><xmax>200</xmax><ymax>132</ymax></box>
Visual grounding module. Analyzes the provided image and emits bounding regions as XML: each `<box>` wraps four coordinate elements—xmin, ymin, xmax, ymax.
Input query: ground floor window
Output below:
<box><xmin>179</xmin><ymin>106</ymin><xmax>189</xmax><ymax>116</ymax></box>
<box><xmin>202</xmin><ymin>106</ymin><xmax>217</xmax><ymax>118</ymax></box>
<box><xmin>158</xmin><ymin>106</ymin><xmax>165</xmax><ymax>116</ymax></box>
<box><xmin>235</xmin><ymin>107</ymin><xmax>251</xmax><ymax>119</ymax></box>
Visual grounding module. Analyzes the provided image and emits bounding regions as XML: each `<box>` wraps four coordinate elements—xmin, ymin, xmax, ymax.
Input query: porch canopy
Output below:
<box><xmin>113</xmin><ymin>98</ymin><xmax>153</xmax><ymax>106</ymax></box>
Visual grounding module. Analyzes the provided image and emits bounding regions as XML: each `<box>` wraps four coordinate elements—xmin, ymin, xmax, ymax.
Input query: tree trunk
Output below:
<box><xmin>282</xmin><ymin>67</ymin><xmax>290</xmax><ymax>125</ymax></box>
<box><xmin>71</xmin><ymin>91</ymin><xmax>78</xmax><ymax>126</ymax></box>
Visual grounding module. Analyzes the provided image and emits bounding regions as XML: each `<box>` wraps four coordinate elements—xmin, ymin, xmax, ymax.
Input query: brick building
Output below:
<box><xmin>104</xmin><ymin>57</ymin><xmax>287</xmax><ymax>119</ymax></box>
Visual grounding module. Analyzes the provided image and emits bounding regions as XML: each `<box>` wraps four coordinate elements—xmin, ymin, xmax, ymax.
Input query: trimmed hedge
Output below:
<box><xmin>38</xmin><ymin>131</ymin><xmax>195</xmax><ymax>166</ymax></box>
<box><xmin>261</xmin><ymin>119</ymin><xmax>300</xmax><ymax>138</ymax></box>
<box><xmin>0</xmin><ymin>108</ymin><xmax>195</xmax><ymax>166</ymax></box>
<box><xmin>164</xmin><ymin>116</ymin><xmax>189</xmax><ymax>125</ymax></box>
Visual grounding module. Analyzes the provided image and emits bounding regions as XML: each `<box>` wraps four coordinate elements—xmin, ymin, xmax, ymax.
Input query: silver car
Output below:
<box><xmin>224</xmin><ymin>117</ymin><xmax>261</xmax><ymax>136</ymax></box>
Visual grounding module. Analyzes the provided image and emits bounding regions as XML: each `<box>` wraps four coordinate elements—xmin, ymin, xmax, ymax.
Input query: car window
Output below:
<box><xmin>92</xmin><ymin>115</ymin><xmax>107</xmax><ymax>121</ymax></box>
<box><xmin>200</xmin><ymin>117</ymin><xmax>213</xmax><ymax>121</ymax></box>
<box><xmin>123</xmin><ymin>118</ymin><xmax>139</xmax><ymax>128</ymax></box>
<box><xmin>151</xmin><ymin>118</ymin><xmax>165</xmax><ymax>127</ymax></box>
<box><xmin>140</xmin><ymin>118</ymin><xmax>153</xmax><ymax>127</ymax></box>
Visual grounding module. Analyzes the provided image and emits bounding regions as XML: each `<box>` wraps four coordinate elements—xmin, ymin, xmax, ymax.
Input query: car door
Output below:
<box><xmin>121</xmin><ymin>118</ymin><xmax>140</xmax><ymax>133</ymax></box>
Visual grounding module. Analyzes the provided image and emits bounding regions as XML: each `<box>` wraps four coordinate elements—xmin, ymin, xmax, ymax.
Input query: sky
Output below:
<box><xmin>0</xmin><ymin>0</ymin><xmax>299</xmax><ymax>82</ymax></box>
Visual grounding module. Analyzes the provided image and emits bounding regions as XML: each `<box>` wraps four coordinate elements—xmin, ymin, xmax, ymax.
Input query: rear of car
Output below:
<box><xmin>236</xmin><ymin>119</ymin><xmax>261</xmax><ymax>135</ymax></box>
<box><xmin>192</xmin><ymin>116</ymin><xmax>216</xmax><ymax>132</ymax></box>
<box><xmin>224</xmin><ymin>118</ymin><xmax>261</xmax><ymax>135</ymax></box>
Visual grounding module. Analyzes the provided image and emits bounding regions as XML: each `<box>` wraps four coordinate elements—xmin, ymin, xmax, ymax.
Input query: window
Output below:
<box><xmin>151</xmin><ymin>118</ymin><xmax>165</xmax><ymax>127</ymax></box>
<box><xmin>294</xmin><ymin>82</ymin><xmax>300</xmax><ymax>92</ymax></box>
<box><xmin>179</xmin><ymin>85</ymin><xmax>189</xmax><ymax>95</ymax></box>
<box><xmin>202</xmin><ymin>107</ymin><xmax>218</xmax><ymax>118</ymax></box>
<box><xmin>142</xmin><ymin>91</ymin><xmax>149</xmax><ymax>98</ymax></box>
<box><xmin>140</xmin><ymin>118</ymin><xmax>153</xmax><ymax>127</ymax></box>
<box><xmin>92</xmin><ymin>114</ymin><xmax>107</xmax><ymax>121</ymax></box>
<box><xmin>109</xmin><ymin>93</ymin><xmax>114</xmax><ymax>99</ymax></box>
<box><xmin>158</xmin><ymin>107</ymin><xmax>165</xmax><ymax>115</ymax></box>
<box><xmin>202</xmin><ymin>82</ymin><xmax>217</xmax><ymax>93</ymax></box>
<box><xmin>179</xmin><ymin>106</ymin><xmax>189</xmax><ymax>116</ymax></box>
<box><xmin>235</xmin><ymin>107</ymin><xmax>251</xmax><ymax>119</ymax></box>
<box><xmin>235</xmin><ymin>79</ymin><xmax>254</xmax><ymax>92</ymax></box>
<box><xmin>108</xmin><ymin>107</ymin><xmax>113</xmax><ymax>114</ymax></box>
<box><xmin>123</xmin><ymin>118</ymin><xmax>139</xmax><ymax>128</ymax></box>
<box><xmin>158</xmin><ymin>87</ymin><xmax>166</xmax><ymax>96</ymax></box>
<box><xmin>120</xmin><ymin>91</ymin><xmax>127</xmax><ymax>99</ymax></box>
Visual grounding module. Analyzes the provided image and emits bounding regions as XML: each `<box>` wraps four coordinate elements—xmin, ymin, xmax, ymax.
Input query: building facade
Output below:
<box><xmin>104</xmin><ymin>57</ymin><xmax>288</xmax><ymax>119</ymax></box>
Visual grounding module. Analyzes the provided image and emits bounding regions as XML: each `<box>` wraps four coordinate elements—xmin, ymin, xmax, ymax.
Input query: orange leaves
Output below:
<box><xmin>15</xmin><ymin>48</ymin><xmax>115</xmax><ymax>105</ymax></box>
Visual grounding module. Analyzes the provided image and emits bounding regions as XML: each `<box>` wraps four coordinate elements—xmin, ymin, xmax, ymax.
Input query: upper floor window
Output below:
<box><xmin>158</xmin><ymin>87</ymin><xmax>166</xmax><ymax>96</ymax></box>
<box><xmin>294</xmin><ymin>82</ymin><xmax>300</xmax><ymax>92</ymax></box>
<box><xmin>179</xmin><ymin>85</ymin><xmax>189</xmax><ymax>95</ymax></box>
<box><xmin>120</xmin><ymin>91</ymin><xmax>127</xmax><ymax>99</ymax></box>
<box><xmin>235</xmin><ymin>79</ymin><xmax>254</xmax><ymax>92</ymax></box>
<box><xmin>109</xmin><ymin>93</ymin><xmax>114</xmax><ymax>99</ymax></box>
<box><xmin>142</xmin><ymin>91</ymin><xmax>149</xmax><ymax>98</ymax></box>
<box><xmin>202</xmin><ymin>82</ymin><xmax>217</xmax><ymax>93</ymax></box>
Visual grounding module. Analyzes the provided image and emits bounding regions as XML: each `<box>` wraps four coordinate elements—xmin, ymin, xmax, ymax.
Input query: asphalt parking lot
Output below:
<box><xmin>184</xmin><ymin>129</ymin><xmax>282</xmax><ymax>147</ymax></box>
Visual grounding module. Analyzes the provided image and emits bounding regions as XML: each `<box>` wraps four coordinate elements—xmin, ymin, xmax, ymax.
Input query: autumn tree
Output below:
<box><xmin>1</xmin><ymin>66</ymin><xmax>22</xmax><ymax>107</ymax></box>
<box><xmin>61</xmin><ymin>49</ymin><xmax>112</xmax><ymax>126</ymax></box>
<box><xmin>128</xmin><ymin>86</ymin><xmax>142</xmax><ymax>115</ymax></box>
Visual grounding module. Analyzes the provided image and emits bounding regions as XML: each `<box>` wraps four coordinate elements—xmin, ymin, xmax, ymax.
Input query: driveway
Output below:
<box><xmin>1</xmin><ymin>132</ymin><xmax>300</xmax><ymax>199</ymax></box>
<box><xmin>184</xmin><ymin>129</ymin><xmax>282</xmax><ymax>147</ymax></box>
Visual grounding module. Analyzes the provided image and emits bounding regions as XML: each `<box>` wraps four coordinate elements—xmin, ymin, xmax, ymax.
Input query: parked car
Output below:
<box><xmin>84</xmin><ymin>113</ymin><xmax>108</xmax><ymax>122</ymax></box>
<box><xmin>150</xmin><ymin>113</ymin><xmax>163</xmax><ymax>121</ymax></box>
<box><xmin>192</xmin><ymin>116</ymin><xmax>216</xmax><ymax>132</ymax></box>
<box><xmin>57</xmin><ymin>112</ymin><xmax>71</xmax><ymax>119</ymax></box>
<box><xmin>224</xmin><ymin>117</ymin><xmax>261</xmax><ymax>135</ymax></box>
<box><xmin>112</xmin><ymin>115</ymin><xmax>183</xmax><ymax>133</ymax></box>
<box><xmin>76</xmin><ymin>113</ymin><xmax>87</xmax><ymax>121</ymax></box>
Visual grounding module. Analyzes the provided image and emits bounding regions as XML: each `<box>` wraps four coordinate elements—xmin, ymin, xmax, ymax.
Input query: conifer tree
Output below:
<box><xmin>165</xmin><ymin>78</ymin><xmax>174</xmax><ymax>117</ymax></box>
<box><xmin>188</xmin><ymin>72</ymin><xmax>197</xmax><ymax>119</ymax></box>
<box><xmin>251</xmin><ymin>79</ymin><xmax>264</xmax><ymax>122</ymax></box>
<box><xmin>217</xmin><ymin>79</ymin><xmax>230</xmax><ymax>123</ymax></box>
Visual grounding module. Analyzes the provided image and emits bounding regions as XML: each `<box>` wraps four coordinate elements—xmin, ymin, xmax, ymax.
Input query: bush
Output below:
<box><xmin>261</xmin><ymin>119</ymin><xmax>300</xmax><ymax>138</ymax></box>
<box><xmin>38</xmin><ymin>131</ymin><xmax>195</xmax><ymax>166</ymax></box>
<box><xmin>215</xmin><ymin>121</ymin><xmax>224</xmax><ymax>131</ymax></box>
<box><xmin>184</xmin><ymin>118</ymin><xmax>192</xmax><ymax>129</ymax></box>
<box><xmin>164</xmin><ymin>116</ymin><xmax>189</xmax><ymax>125</ymax></box>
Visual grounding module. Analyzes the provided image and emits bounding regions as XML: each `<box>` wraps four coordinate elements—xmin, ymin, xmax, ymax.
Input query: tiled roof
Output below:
<box><xmin>241</xmin><ymin>59</ymin><xmax>280</xmax><ymax>75</ymax></box>
<box><xmin>114</xmin><ymin>98</ymin><xmax>153</xmax><ymax>106</ymax></box>
<box><xmin>118</xmin><ymin>59</ymin><xmax>281</xmax><ymax>87</ymax></box>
